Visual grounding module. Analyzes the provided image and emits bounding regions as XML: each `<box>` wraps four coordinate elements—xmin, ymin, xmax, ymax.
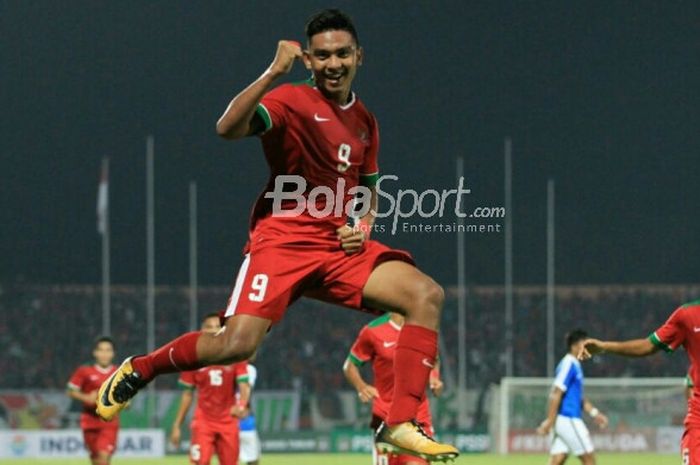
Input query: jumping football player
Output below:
<box><xmin>67</xmin><ymin>337</ymin><xmax>119</xmax><ymax>465</ymax></box>
<box><xmin>537</xmin><ymin>330</ymin><xmax>608</xmax><ymax>465</ymax></box>
<box><xmin>343</xmin><ymin>312</ymin><xmax>443</xmax><ymax>465</ymax></box>
<box><xmin>578</xmin><ymin>299</ymin><xmax>700</xmax><ymax>465</ymax></box>
<box><xmin>97</xmin><ymin>9</ymin><xmax>457</xmax><ymax>461</ymax></box>
<box><xmin>169</xmin><ymin>313</ymin><xmax>250</xmax><ymax>465</ymax></box>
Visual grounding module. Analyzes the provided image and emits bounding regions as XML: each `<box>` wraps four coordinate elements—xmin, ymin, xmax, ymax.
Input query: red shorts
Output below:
<box><xmin>389</xmin><ymin>453</ymin><xmax>430</xmax><ymax>465</ymax></box>
<box><xmin>82</xmin><ymin>425</ymin><xmax>118</xmax><ymax>458</ymax></box>
<box><xmin>190</xmin><ymin>419</ymin><xmax>239</xmax><ymax>465</ymax></box>
<box><xmin>224</xmin><ymin>239</ymin><xmax>413</xmax><ymax>323</ymax></box>
<box><xmin>682</xmin><ymin>428</ymin><xmax>700</xmax><ymax>465</ymax></box>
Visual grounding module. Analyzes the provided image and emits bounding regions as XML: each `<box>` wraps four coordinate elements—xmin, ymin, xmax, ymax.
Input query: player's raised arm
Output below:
<box><xmin>216</xmin><ymin>40</ymin><xmax>302</xmax><ymax>140</ymax></box>
<box><xmin>578</xmin><ymin>337</ymin><xmax>658</xmax><ymax>360</ymax></box>
<box><xmin>581</xmin><ymin>306</ymin><xmax>688</xmax><ymax>361</ymax></box>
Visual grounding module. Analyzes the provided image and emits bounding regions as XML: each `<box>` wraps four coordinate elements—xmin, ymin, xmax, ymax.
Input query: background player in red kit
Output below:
<box><xmin>97</xmin><ymin>9</ymin><xmax>458</xmax><ymax>461</ymax></box>
<box><xmin>67</xmin><ymin>337</ymin><xmax>119</xmax><ymax>465</ymax></box>
<box><xmin>344</xmin><ymin>313</ymin><xmax>443</xmax><ymax>465</ymax></box>
<box><xmin>169</xmin><ymin>313</ymin><xmax>251</xmax><ymax>465</ymax></box>
<box><xmin>578</xmin><ymin>299</ymin><xmax>700</xmax><ymax>465</ymax></box>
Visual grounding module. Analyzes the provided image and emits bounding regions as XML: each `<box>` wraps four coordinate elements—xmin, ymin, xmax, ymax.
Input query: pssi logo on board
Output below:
<box><xmin>10</xmin><ymin>435</ymin><xmax>28</xmax><ymax>456</ymax></box>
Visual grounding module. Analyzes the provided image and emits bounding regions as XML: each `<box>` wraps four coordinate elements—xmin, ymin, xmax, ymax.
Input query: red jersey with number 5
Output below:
<box><xmin>348</xmin><ymin>314</ymin><xmax>436</xmax><ymax>429</ymax></box>
<box><xmin>649</xmin><ymin>300</ymin><xmax>700</xmax><ymax>428</ymax></box>
<box><xmin>179</xmin><ymin>362</ymin><xmax>249</xmax><ymax>424</ymax></box>
<box><xmin>249</xmin><ymin>79</ymin><xmax>379</xmax><ymax>250</ymax></box>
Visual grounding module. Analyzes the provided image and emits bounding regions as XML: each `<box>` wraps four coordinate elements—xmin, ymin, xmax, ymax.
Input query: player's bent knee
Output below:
<box><xmin>426</xmin><ymin>281</ymin><xmax>445</xmax><ymax>309</ymax></box>
<box><xmin>219</xmin><ymin>331</ymin><xmax>258</xmax><ymax>363</ymax></box>
<box><xmin>411</xmin><ymin>279</ymin><xmax>444</xmax><ymax>315</ymax></box>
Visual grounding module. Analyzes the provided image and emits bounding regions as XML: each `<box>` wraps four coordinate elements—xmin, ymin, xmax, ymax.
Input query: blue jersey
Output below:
<box><xmin>553</xmin><ymin>354</ymin><xmax>584</xmax><ymax>418</ymax></box>
<box><xmin>240</xmin><ymin>364</ymin><xmax>257</xmax><ymax>432</ymax></box>
<box><xmin>239</xmin><ymin>414</ymin><xmax>256</xmax><ymax>431</ymax></box>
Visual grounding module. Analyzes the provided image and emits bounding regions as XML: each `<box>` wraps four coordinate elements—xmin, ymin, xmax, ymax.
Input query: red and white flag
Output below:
<box><xmin>97</xmin><ymin>158</ymin><xmax>109</xmax><ymax>234</ymax></box>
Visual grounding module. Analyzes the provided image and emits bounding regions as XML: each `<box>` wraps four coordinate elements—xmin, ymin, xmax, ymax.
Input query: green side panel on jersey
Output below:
<box><xmin>648</xmin><ymin>332</ymin><xmax>674</xmax><ymax>353</ymax></box>
<box><xmin>367</xmin><ymin>313</ymin><xmax>391</xmax><ymax>328</ymax></box>
<box><xmin>255</xmin><ymin>104</ymin><xmax>272</xmax><ymax>131</ymax></box>
<box><xmin>681</xmin><ymin>299</ymin><xmax>700</xmax><ymax>308</ymax></box>
<box><xmin>359</xmin><ymin>172</ymin><xmax>379</xmax><ymax>188</ymax></box>
<box><xmin>178</xmin><ymin>380</ymin><xmax>194</xmax><ymax>390</ymax></box>
<box><xmin>290</xmin><ymin>77</ymin><xmax>315</xmax><ymax>87</ymax></box>
<box><xmin>348</xmin><ymin>353</ymin><xmax>366</xmax><ymax>367</ymax></box>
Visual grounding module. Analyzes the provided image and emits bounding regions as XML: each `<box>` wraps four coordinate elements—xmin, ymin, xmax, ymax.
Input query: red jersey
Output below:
<box><xmin>249</xmin><ymin>79</ymin><xmax>379</xmax><ymax>250</ymax></box>
<box><xmin>650</xmin><ymin>300</ymin><xmax>700</xmax><ymax>428</ymax></box>
<box><xmin>349</xmin><ymin>314</ymin><xmax>436</xmax><ymax>424</ymax></box>
<box><xmin>67</xmin><ymin>364</ymin><xmax>118</xmax><ymax>429</ymax></box>
<box><xmin>178</xmin><ymin>362</ymin><xmax>249</xmax><ymax>424</ymax></box>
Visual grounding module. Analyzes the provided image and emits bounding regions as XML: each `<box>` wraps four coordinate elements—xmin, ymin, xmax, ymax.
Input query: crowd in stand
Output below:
<box><xmin>0</xmin><ymin>283</ymin><xmax>696</xmax><ymax>394</ymax></box>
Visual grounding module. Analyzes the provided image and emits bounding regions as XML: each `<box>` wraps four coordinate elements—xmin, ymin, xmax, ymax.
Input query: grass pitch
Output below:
<box><xmin>0</xmin><ymin>453</ymin><xmax>681</xmax><ymax>465</ymax></box>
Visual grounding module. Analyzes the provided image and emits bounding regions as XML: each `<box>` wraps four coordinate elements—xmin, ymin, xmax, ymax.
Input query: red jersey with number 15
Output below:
<box><xmin>348</xmin><ymin>314</ymin><xmax>435</xmax><ymax>428</ymax></box>
<box><xmin>649</xmin><ymin>300</ymin><xmax>700</xmax><ymax>429</ymax></box>
<box><xmin>179</xmin><ymin>362</ymin><xmax>249</xmax><ymax>424</ymax></box>
<box><xmin>249</xmin><ymin>79</ymin><xmax>379</xmax><ymax>250</ymax></box>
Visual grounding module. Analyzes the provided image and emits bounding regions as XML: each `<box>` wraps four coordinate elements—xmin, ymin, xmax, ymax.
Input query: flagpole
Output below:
<box><xmin>189</xmin><ymin>181</ymin><xmax>198</xmax><ymax>331</ymax></box>
<box><xmin>100</xmin><ymin>158</ymin><xmax>111</xmax><ymax>336</ymax></box>
<box><xmin>546</xmin><ymin>180</ymin><xmax>556</xmax><ymax>377</ymax></box>
<box><xmin>504</xmin><ymin>137</ymin><xmax>513</xmax><ymax>378</ymax></box>
<box><xmin>456</xmin><ymin>157</ymin><xmax>468</xmax><ymax>428</ymax></box>
<box><xmin>146</xmin><ymin>135</ymin><xmax>156</xmax><ymax>427</ymax></box>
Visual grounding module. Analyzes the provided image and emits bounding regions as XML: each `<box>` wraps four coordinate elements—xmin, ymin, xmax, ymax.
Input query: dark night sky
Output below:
<box><xmin>1</xmin><ymin>1</ymin><xmax>699</xmax><ymax>287</ymax></box>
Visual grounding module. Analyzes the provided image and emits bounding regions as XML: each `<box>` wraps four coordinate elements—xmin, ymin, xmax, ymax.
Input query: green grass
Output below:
<box><xmin>0</xmin><ymin>453</ymin><xmax>681</xmax><ymax>465</ymax></box>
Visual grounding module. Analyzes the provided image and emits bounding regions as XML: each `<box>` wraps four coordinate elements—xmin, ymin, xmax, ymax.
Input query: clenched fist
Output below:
<box><xmin>268</xmin><ymin>40</ymin><xmax>303</xmax><ymax>78</ymax></box>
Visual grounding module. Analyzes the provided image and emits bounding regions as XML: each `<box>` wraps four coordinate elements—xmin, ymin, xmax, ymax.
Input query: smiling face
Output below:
<box><xmin>303</xmin><ymin>30</ymin><xmax>363</xmax><ymax>104</ymax></box>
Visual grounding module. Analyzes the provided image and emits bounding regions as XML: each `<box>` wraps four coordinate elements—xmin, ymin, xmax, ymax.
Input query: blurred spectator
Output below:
<box><xmin>0</xmin><ymin>283</ymin><xmax>694</xmax><ymax>396</ymax></box>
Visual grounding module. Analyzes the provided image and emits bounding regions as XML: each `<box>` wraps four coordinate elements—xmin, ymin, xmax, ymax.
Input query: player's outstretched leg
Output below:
<box><xmin>362</xmin><ymin>261</ymin><xmax>459</xmax><ymax>462</ymax></box>
<box><xmin>96</xmin><ymin>314</ymin><xmax>269</xmax><ymax>421</ymax></box>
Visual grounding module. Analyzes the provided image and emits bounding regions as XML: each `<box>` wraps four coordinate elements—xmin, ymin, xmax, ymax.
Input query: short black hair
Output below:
<box><xmin>566</xmin><ymin>329</ymin><xmax>588</xmax><ymax>348</ymax></box>
<box><xmin>202</xmin><ymin>312</ymin><xmax>220</xmax><ymax>323</ymax></box>
<box><xmin>305</xmin><ymin>9</ymin><xmax>359</xmax><ymax>45</ymax></box>
<box><xmin>94</xmin><ymin>336</ymin><xmax>114</xmax><ymax>350</ymax></box>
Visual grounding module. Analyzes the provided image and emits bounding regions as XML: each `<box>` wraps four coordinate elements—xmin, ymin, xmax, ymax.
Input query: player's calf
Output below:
<box><xmin>96</xmin><ymin>316</ymin><xmax>269</xmax><ymax>421</ymax></box>
<box><xmin>199</xmin><ymin>319</ymin><xmax>264</xmax><ymax>365</ymax></box>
